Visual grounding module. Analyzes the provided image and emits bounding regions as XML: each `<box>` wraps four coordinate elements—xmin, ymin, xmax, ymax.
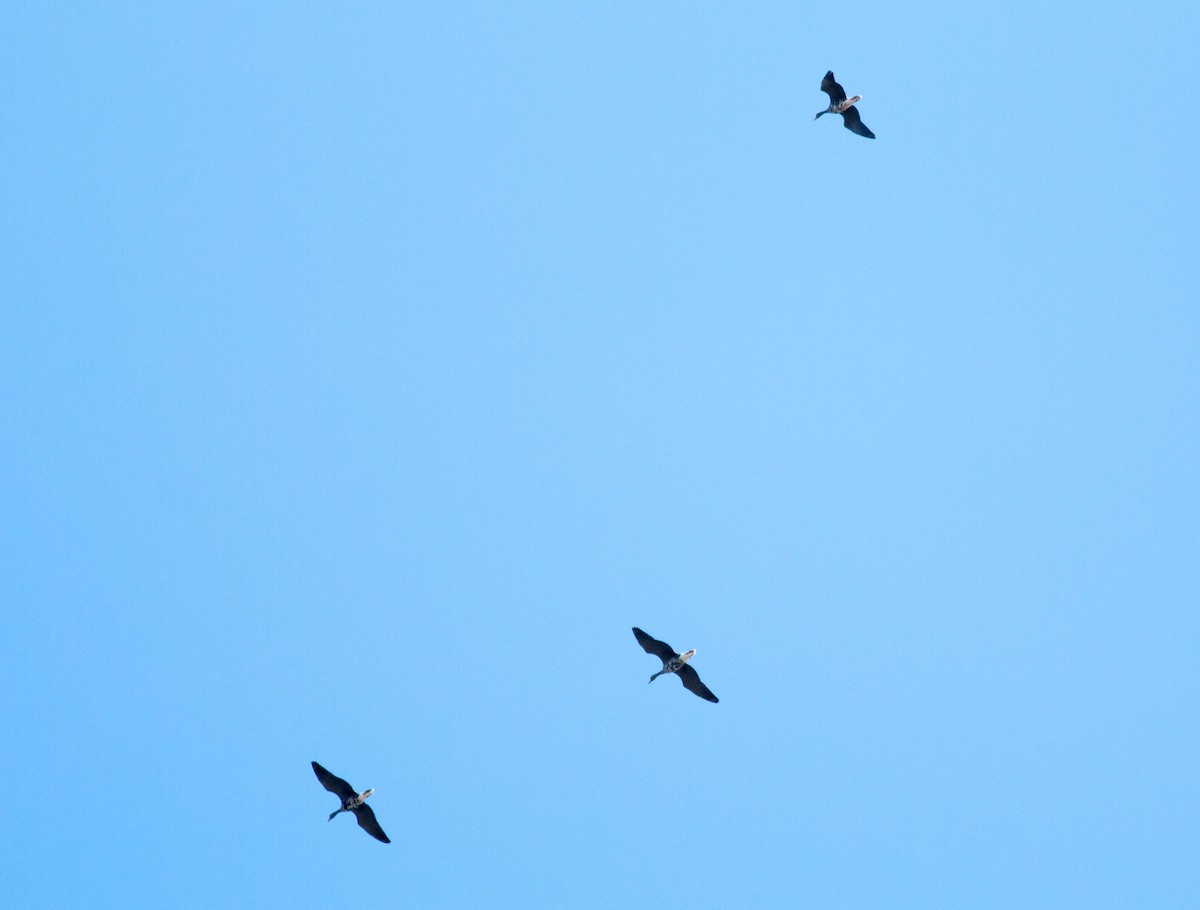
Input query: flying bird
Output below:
<box><xmin>815</xmin><ymin>70</ymin><xmax>875</xmax><ymax>138</ymax></box>
<box><xmin>311</xmin><ymin>761</ymin><xmax>391</xmax><ymax>843</ymax></box>
<box><xmin>632</xmin><ymin>627</ymin><xmax>719</xmax><ymax>703</ymax></box>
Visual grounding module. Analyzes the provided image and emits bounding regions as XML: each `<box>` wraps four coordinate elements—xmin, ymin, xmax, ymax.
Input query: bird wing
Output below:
<box><xmin>820</xmin><ymin>71</ymin><xmax>847</xmax><ymax>105</ymax></box>
<box><xmin>676</xmin><ymin>664</ymin><xmax>719</xmax><ymax>703</ymax></box>
<box><xmin>352</xmin><ymin>803</ymin><xmax>391</xmax><ymax>843</ymax></box>
<box><xmin>312</xmin><ymin>762</ymin><xmax>357</xmax><ymax>801</ymax></box>
<box><xmin>840</xmin><ymin>105</ymin><xmax>875</xmax><ymax>139</ymax></box>
<box><xmin>633</xmin><ymin>627</ymin><xmax>677</xmax><ymax>662</ymax></box>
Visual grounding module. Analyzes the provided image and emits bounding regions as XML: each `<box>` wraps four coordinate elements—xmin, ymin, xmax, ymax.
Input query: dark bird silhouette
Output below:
<box><xmin>311</xmin><ymin>761</ymin><xmax>390</xmax><ymax>843</ymax></box>
<box><xmin>815</xmin><ymin>70</ymin><xmax>875</xmax><ymax>139</ymax></box>
<box><xmin>632</xmin><ymin>627</ymin><xmax>719</xmax><ymax>703</ymax></box>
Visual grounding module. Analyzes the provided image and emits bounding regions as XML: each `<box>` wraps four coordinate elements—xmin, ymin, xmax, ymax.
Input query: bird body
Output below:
<box><xmin>328</xmin><ymin>787</ymin><xmax>374</xmax><ymax>819</ymax></box>
<box><xmin>824</xmin><ymin>94</ymin><xmax>862</xmax><ymax>115</ymax></box>
<box><xmin>815</xmin><ymin>71</ymin><xmax>874</xmax><ymax>138</ymax></box>
<box><xmin>632</xmin><ymin>627</ymin><xmax>719</xmax><ymax>703</ymax></box>
<box><xmin>312</xmin><ymin>761</ymin><xmax>391</xmax><ymax>843</ymax></box>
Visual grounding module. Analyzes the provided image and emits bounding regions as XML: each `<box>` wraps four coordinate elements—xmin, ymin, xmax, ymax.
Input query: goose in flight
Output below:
<box><xmin>632</xmin><ymin>627</ymin><xmax>719</xmax><ymax>703</ymax></box>
<box><xmin>311</xmin><ymin>761</ymin><xmax>391</xmax><ymax>843</ymax></box>
<box><xmin>815</xmin><ymin>70</ymin><xmax>875</xmax><ymax>138</ymax></box>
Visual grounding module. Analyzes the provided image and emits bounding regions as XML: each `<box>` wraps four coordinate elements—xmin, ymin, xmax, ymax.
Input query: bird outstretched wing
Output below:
<box><xmin>312</xmin><ymin>762</ymin><xmax>357</xmax><ymax>801</ymax></box>
<box><xmin>352</xmin><ymin>803</ymin><xmax>391</xmax><ymax>844</ymax></box>
<box><xmin>840</xmin><ymin>105</ymin><xmax>875</xmax><ymax>139</ymax></box>
<box><xmin>820</xmin><ymin>71</ymin><xmax>847</xmax><ymax>105</ymax></box>
<box><xmin>676</xmin><ymin>664</ymin><xmax>719</xmax><ymax>703</ymax></box>
<box><xmin>633</xmin><ymin>627</ymin><xmax>678</xmax><ymax>662</ymax></box>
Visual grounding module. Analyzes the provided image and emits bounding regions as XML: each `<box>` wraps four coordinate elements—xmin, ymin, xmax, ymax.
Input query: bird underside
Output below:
<box><xmin>663</xmin><ymin>652</ymin><xmax>693</xmax><ymax>674</ymax></box>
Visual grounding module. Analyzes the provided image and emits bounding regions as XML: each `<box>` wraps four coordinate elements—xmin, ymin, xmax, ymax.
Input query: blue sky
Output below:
<box><xmin>3</xmin><ymin>2</ymin><xmax>1198</xmax><ymax>907</ymax></box>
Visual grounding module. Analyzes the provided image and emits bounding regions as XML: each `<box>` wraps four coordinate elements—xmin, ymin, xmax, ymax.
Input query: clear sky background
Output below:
<box><xmin>3</xmin><ymin>2</ymin><xmax>1198</xmax><ymax>908</ymax></box>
